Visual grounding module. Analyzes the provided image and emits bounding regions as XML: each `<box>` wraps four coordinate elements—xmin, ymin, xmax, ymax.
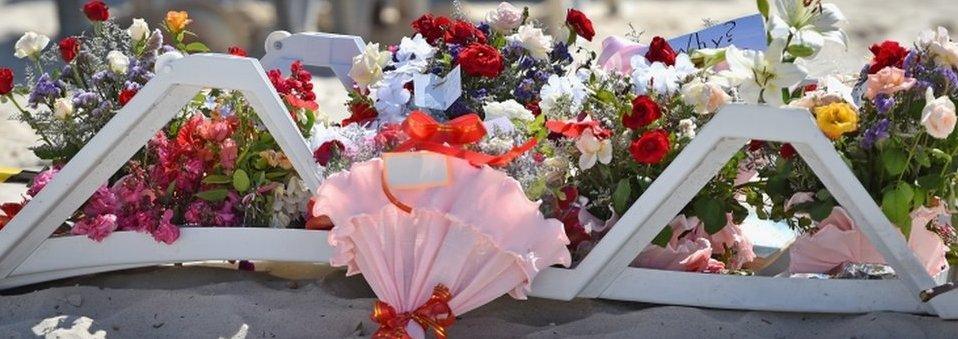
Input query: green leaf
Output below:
<box><xmin>202</xmin><ymin>174</ymin><xmax>232</xmax><ymax>184</ymax></box>
<box><xmin>612</xmin><ymin>179</ymin><xmax>632</xmax><ymax>215</ymax></box>
<box><xmin>265</xmin><ymin>171</ymin><xmax>288</xmax><ymax>180</ymax></box>
<box><xmin>917</xmin><ymin>173</ymin><xmax>942</xmax><ymax>189</ymax></box>
<box><xmin>196</xmin><ymin>189</ymin><xmax>230</xmax><ymax>202</ymax></box>
<box><xmin>694</xmin><ymin>199</ymin><xmax>726</xmax><ymax>234</ymax></box>
<box><xmin>880</xmin><ymin>147</ymin><xmax>908</xmax><ymax>176</ymax></box>
<box><xmin>184</xmin><ymin>42</ymin><xmax>211</xmax><ymax>53</ymax></box>
<box><xmin>595</xmin><ymin>89</ymin><xmax>616</xmax><ymax>104</ymax></box>
<box><xmin>881</xmin><ymin>182</ymin><xmax>914</xmax><ymax>232</ymax></box>
<box><xmin>809</xmin><ymin>200</ymin><xmax>834</xmax><ymax>221</ymax></box>
<box><xmin>757</xmin><ymin>0</ymin><xmax>771</xmax><ymax>19</ymax></box>
<box><xmin>786</xmin><ymin>44</ymin><xmax>815</xmax><ymax>58</ymax></box>
<box><xmin>232</xmin><ymin>169</ymin><xmax>250</xmax><ymax>192</ymax></box>
<box><xmin>651</xmin><ymin>227</ymin><xmax>673</xmax><ymax>247</ymax></box>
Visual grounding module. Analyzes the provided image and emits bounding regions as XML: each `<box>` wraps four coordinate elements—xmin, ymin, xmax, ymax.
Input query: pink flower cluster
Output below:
<box><xmin>632</xmin><ymin>214</ymin><xmax>756</xmax><ymax>273</ymax></box>
<box><xmin>68</xmin><ymin>168</ymin><xmax>179</xmax><ymax>243</ymax></box>
<box><xmin>150</xmin><ymin>114</ymin><xmax>238</xmax><ymax>196</ymax></box>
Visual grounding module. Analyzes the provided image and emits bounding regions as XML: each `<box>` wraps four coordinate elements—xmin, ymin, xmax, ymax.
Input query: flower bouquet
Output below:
<box><xmin>0</xmin><ymin>2</ymin><xmax>322</xmax><ymax>245</ymax></box>
<box><xmin>753</xmin><ymin>25</ymin><xmax>958</xmax><ymax>276</ymax></box>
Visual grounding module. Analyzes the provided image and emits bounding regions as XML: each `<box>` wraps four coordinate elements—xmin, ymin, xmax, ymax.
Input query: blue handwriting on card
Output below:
<box><xmin>668</xmin><ymin>14</ymin><xmax>767</xmax><ymax>54</ymax></box>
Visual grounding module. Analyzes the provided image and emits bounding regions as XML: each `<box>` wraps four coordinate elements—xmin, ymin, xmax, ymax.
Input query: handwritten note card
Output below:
<box><xmin>667</xmin><ymin>14</ymin><xmax>767</xmax><ymax>54</ymax></box>
<box><xmin>414</xmin><ymin>66</ymin><xmax>463</xmax><ymax>111</ymax></box>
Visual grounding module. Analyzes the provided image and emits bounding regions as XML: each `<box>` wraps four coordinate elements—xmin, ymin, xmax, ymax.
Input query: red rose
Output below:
<box><xmin>868</xmin><ymin>40</ymin><xmax>908</xmax><ymax>74</ymax></box>
<box><xmin>227</xmin><ymin>46</ymin><xmax>248</xmax><ymax>57</ymax></box>
<box><xmin>445</xmin><ymin>20</ymin><xmax>487</xmax><ymax>46</ymax></box>
<box><xmin>748</xmin><ymin>140</ymin><xmax>766</xmax><ymax>152</ymax></box>
<box><xmin>341</xmin><ymin>101</ymin><xmax>378</xmax><ymax>126</ymax></box>
<box><xmin>556</xmin><ymin>186</ymin><xmax>579</xmax><ymax>211</ymax></box>
<box><xmin>411</xmin><ymin>14</ymin><xmax>452</xmax><ymax>44</ymax></box>
<box><xmin>560</xmin><ymin>207</ymin><xmax>592</xmax><ymax>249</ymax></box>
<box><xmin>0</xmin><ymin>68</ymin><xmax>13</xmax><ymax>95</ymax></box>
<box><xmin>313</xmin><ymin>140</ymin><xmax>344</xmax><ymax>166</ymax></box>
<box><xmin>525</xmin><ymin>100</ymin><xmax>542</xmax><ymax>117</ymax></box>
<box><xmin>118</xmin><ymin>88</ymin><xmax>138</xmax><ymax>106</ymax></box>
<box><xmin>82</xmin><ymin>0</ymin><xmax>110</xmax><ymax>22</ymax></box>
<box><xmin>629</xmin><ymin>129</ymin><xmax>670</xmax><ymax>164</ymax></box>
<box><xmin>623</xmin><ymin>95</ymin><xmax>661</xmax><ymax>129</ymax></box>
<box><xmin>58</xmin><ymin>37</ymin><xmax>80</xmax><ymax>63</ymax></box>
<box><xmin>779</xmin><ymin>143</ymin><xmax>797</xmax><ymax>159</ymax></box>
<box><xmin>565</xmin><ymin>9</ymin><xmax>595</xmax><ymax>41</ymax></box>
<box><xmin>458</xmin><ymin>44</ymin><xmax>503</xmax><ymax>78</ymax></box>
<box><xmin>645</xmin><ymin>36</ymin><xmax>677</xmax><ymax>66</ymax></box>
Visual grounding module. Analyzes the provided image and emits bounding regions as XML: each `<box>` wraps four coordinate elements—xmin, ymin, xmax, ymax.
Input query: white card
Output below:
<box><xmin>413</xmin><ymin>66</ymin><xmax>463</xmax><ymax>110</ymax></box>
<box><xmin>383</xmin><ymin>152</ymin><xmax>451</xmax><ymax>190</ymax></box>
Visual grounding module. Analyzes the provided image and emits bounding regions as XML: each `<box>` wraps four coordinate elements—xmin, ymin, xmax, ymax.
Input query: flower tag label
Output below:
<box><xmin>413</xmin><ymin>66</ymin><xmax>462</xmax><ymax>110</ymax></box>
<box><xmin>383</xmin><ymin>152</ymin><xmax>452</xmax><ymax>190</ymax></box>
<box><xmin>669</xmin><ymin>14</ymin><xmax>767</xmax><ymax>54</ymax></box>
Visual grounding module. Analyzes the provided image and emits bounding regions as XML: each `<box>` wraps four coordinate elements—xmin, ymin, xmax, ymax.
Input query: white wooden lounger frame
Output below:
<box><xmin>0</xmin><ymin>32</ymin><xmax>955</xmax><ymax>319</ymax></box>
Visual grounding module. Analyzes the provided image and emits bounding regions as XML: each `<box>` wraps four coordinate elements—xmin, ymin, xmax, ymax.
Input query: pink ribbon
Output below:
<box><xmin>597</xmin><ymin>36</ymin><xmax>648</xmax><ymax>74</ymax></box>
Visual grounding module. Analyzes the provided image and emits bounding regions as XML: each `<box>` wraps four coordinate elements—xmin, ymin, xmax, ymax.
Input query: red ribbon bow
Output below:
<box><xmin>371</xmin><ymin>284</ymin><xmax>456</xmax><ymax>339</ymax></box>
<box><xmin>395</xmin><ymin>111</ymin><xmax>537</xmax><ymax>168</ymax></box>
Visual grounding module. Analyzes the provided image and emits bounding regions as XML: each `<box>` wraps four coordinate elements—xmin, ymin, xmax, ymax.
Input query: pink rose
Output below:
<box><xmin>921</xmin><ymin>87</ymin><xmax>957</xmax><ymax>139</ymax></box>
<box><xmin>219</xmin><ymin>138</ymin><xmax>238</xmax><ymax>170</ymax></box>
<box><xmin>864</xmin><ymin>67</ymin><xmax>916</xmax><ymax>100</ymax></box>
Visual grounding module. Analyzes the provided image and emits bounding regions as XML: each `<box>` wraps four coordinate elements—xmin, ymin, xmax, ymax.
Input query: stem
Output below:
<box><xmin>7</xmin><ymin>93</ymin><xmax>54</xmax><ymax>145</ymax></box>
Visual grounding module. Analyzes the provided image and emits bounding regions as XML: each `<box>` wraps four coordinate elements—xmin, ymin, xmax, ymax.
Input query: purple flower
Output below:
<box><xmin>873</xmin><ymin>94</ymin><xmax>895</xmax><ymax>114</ymax></box>
<box><xmin>73</xmin><ymin>91</ymin><xmax>100</xmax><ymax>109</ymax></box>
<box><xmin>861</xmin><ymin>118</ymin><xmax>891</xmax><ymax>149</ymax></box>
<box><xmin>476</xmin><ymin>22</ymin><xmax>491</xmax><ymax>37</ymax></box>
<box><xmin>27</xmin><ymin>73</ymin><xmax>65</xmax><ymax>107</ymax></box>
<box><xmin>513</xmin><ymin>78</ymin><xmax>536</xmax><ymax>102</ymax></box>
<box><xmin>550</xmin><ymin>42</ymin><xmax>572</xmax><ymax>63</ymax></box>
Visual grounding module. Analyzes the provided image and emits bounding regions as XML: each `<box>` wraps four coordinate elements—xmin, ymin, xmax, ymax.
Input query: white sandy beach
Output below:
<box><xmin>4</xmin><ymin>0</ymin><xmax>958</xmax><ymax>337</ymax></box>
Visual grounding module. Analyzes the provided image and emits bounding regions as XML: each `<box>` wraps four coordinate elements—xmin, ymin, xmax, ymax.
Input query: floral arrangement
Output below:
<box><xmin>0</xmin><ymin>2</ymin><xmax>321</xmax><ymax>244</ymax></box>
<box><xmin>755</xmin><ymin>24</ymin><xmax>958</xmax><ymax>269</ymax></box>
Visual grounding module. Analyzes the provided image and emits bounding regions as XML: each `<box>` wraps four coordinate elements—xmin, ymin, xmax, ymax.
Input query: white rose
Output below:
<box><xmin>154</xmin><ymin>51</ymin><xmax>184</xmax><ymax>74</ymax></box>
<box><xmin>14</xmin><ymin>31</ymin><xmax>50</xmax><ymax>59</ymax></box>
<box><xmin>921</xmin><ymin>87</ymin><xmax>957</xmax><ymax>139</ymax></box>
<box><xmin>127</xmin><ymin>18</ymin><xmax>150</xmax><ymax>42</ymax></box>
<box><xmin>53</xmin><ymin>97</ymin><xmax>74</xmax><ymax>120</ymax></box>
<box><xmin>486</xmin><ymin>2</ymin><xmax>523</xmax><ymax>33</ymax></box>
<box><xmin>575</xmin><ymin>130</ymin><xmax>612</xmax><ymax>170</ymax></box>
<box><xmin>483</xmin><ymin>99</ymin><xmax>534</xmax><ymax>122</ymax></box>
<box><xmin>680</xmin><ymin>79</ymin><xmax>730</xmax><ymax>114</ymax></box>
<box><xmin>348</xmin><ymin>42</ymin><xmax>390</xmax><ymax>88</ymax></box>
<box><xmin>508</xmin><ymin>24</ymin><xmax>553</xmax><ymax>61</ymax></box>
<box><xmin>106</xmin><ymin>50</ymin><xmax>130</xmax><ymax>74</ymax></box>
<box><xmin>919</xmin><ymin>27</ymin><xmax>958</xmax><ymax>68</ymax></box>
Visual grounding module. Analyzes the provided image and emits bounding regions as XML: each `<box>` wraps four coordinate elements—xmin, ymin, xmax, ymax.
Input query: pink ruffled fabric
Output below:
<box><xmin>632</xmin><ymin>214</ymin><xmax>756</xmax><ymax>271</ymax></box>
<box><xmin>788</xmin><ymin>206</ymin><xmax>949</xmax><ymax>276</ymax></box>
<box><xmin>315</xmin><ymin>157</ymin><xmax>571</xmax><ymax>316</ymax></box>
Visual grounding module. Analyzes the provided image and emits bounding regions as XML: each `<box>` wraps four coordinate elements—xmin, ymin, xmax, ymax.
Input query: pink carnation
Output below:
<box><xmin>27</xmin><ymin>167</ymin><xmax>60</xmax><ymax>197</ymax></box>
<box><xmin>83</xmin><ymin>185</ymin><xmax>119</xmax><ymax>216</ymax></box>
<box><xmin>72</xmin><ymin>214</ymin><xmax>118</xmax><ymax>242</ymax></box>
<box><xmin>151</xmin><ymin>210</ymin><xmax>180</xmax><ymax>244</ymax></box>
<box><xmin>865</xmin><ymin>66</ymin><xmax>916</xmax><ymax>100</ymax></box>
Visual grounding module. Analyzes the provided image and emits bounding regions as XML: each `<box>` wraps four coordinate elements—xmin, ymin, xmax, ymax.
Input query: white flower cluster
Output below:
<box><xmin>269</xmin><ymin>176</ymin><xmax>310</xmax><ymax>228</ymax></box>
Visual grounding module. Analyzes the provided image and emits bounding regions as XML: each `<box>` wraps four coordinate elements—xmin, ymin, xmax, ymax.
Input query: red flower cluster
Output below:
<box><xmin>411</xmin><ymin>14</ymin><xmax>486</xmax><ymax>46</ymax></box>
<box><xmin>227</xmin><ymin>46</ymin><xmax>248</xmax><ymax>57</ymax></box>
<box><xmin>779</xmin><ymin>143</ymin><xmax>797</xmax><ymax>159</ymax></box>
<box><xmin>83</xmin><ymin>0</ymin><xmax>109</xmax><ymax>22</ymax></box>
<box><xmin>152</xmin><ymin>115</ymin><xmax>239</xmax><ymax>195</ymax></box>
<box><xmin>645</xmin><ymin>36</ymin><xmax>677</xmax><ymax>66</ymax></box>
<box><xmin>59</xmin><ymin>37</ymin><xmax>80</xmax><ymax>63</ymax></box>
<box><xmin>342</xmin><ymin>101</ymin><xmax>378</xmax><ymax>126</ymax></box>
<box><xmin>629</xmin><ymin>129</ymin><xmax>670</xmax><ymax>164</ymax></box>
<box><xmin>118</xmin><ymin>88</ymin><xmax>138</xmax><ymax>106</ymax></box>
<box><xmin>0</xmin><ymin>201</ymin><xmax>24</xmax><ymax>231</ymax></box>
<box><xmin>623</xmin><ymin>95</ymin><xmax>661</xmax><ymax>129</ymax></box>
<box><xmin>458</xmin><ymin>44</ymin><xmax>503</xmax><ymax>78</ymax></box>
<box><xmin>565</xmin><ymin>9</ymin><xmax>595</xmax><ymax>41</ymax></box>
<box><xmin>267</xmin><ymin>60</ymin><xmax>316</xmax><ymax>102</ymax></box>
<box><xmin>313</xmin><ymin>140</ymin><xmax>344</xmax><ymax>166</ymax></box>
<box><xmin>868</xmin><ymin>40</ymin><xmax>908</xmax><ymax>74</ymax></box>
<box><xmin>0</xmin><ymin>68</ymin><xmax>13</xmax><ymax>95</ymax></box>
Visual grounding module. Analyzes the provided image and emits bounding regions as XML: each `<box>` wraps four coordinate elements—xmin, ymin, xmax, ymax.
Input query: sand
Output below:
<box><xmin>2</xmin><ymin>266</ymin><xmax>957</xmax><ymax>338</ymax></box>
<box><xmin>4</xmin><ymin>0</ymin><xmax>958</xmax><ymax>337</ymax></box>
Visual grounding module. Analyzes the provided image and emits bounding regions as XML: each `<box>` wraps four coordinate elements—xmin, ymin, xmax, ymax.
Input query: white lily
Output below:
<box><xmin>630</xmin><ymin>53</ymin><xmax>698</xmax><ymax>95</ymax></box>
<box><xmin>575</xmin><ymin>129</ymin><xmax>612</xmax><ymax>170</ymax></box>
<box><xmin>719</xmin><ymin>40</ymin><xmax>807</xmax><ymax>106</ymax></box>
<box><xmin>768</xmin><ymin>0</ymin><xmax>847</xmax><ymax>57</ymax></box>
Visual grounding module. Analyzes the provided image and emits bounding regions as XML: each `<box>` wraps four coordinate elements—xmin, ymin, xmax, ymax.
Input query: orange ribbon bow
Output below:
<box><xmin>371</xmin><ymin>284</ymin><xmax>456</xmax><ymax>339</ymax></box>
<box><xmin>395</xmin><ymin>111</ymin><xmax>537</xmax><ymax>168</ymax></box>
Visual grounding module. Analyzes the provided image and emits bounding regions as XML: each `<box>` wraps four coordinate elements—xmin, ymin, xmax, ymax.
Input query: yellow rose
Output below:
<box><xmin>165</xmin><ymin>11</ymin><xmax>192</xmax><ymax>34</ymax></box>
<box><xmin>814</xmin><ymin>102</ymin><xmax>859</xmax><ymax>140</ymax></box>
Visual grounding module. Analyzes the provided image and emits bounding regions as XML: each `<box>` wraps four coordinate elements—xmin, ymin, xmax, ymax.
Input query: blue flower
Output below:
<box><xmin>513</xmin><ymin>78</ymin><xmax>536</xmax><ymax>102</ymax></box>
<box><xmin>550</xmin><ymin>42</ymin><xmax>572</xmax><ymax>63</ymax></box>
<box><xmin>873</xmin><ymin>93</ymin><xmax>895</xmax><ymax>114</ymax></box>
<box><xmin>28</xmin><ymin>73</ymin><xmax>65</xmax><ymax>108</ymax></box>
